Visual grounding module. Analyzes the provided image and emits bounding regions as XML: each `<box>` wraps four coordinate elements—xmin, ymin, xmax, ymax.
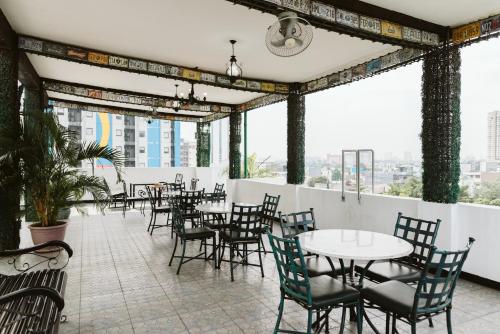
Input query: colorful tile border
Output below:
<box><xmin>452</xmin><ymin>14</ymin><xmax>500</xmax><ymax>44</ymax></box>
<box><xmin>49</xmin><ymin>99</ymin><xmax>203</xmax><ymax>122</ymax></box>
<box><xmin>19</xmin><ymin>35</ymin><xmax>289</xmax><ymax>95</ymax></box>
<box><xmin>262</xmin><ymin>0</ymin><xmax>440</xmax><ymax>46</ymax></box>
<box><xmin>43</xmin><ymin>80</ymin><xmax>234</xmax><ymax>114</ymax></box>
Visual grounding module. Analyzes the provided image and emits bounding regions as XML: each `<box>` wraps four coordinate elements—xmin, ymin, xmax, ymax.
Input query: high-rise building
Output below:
<box><xmin>487</xmin><ymin>111</ymin><xmax>500</xmax><ymax>161</ymax></box>
<box><xmin>180</xmin><ymin>139</ymin><xmax>196</xmax><ymax>167</ymax></box>
<box><xmin>55</xmin><ymin>108</ymin><xmax>179</xmax><ymax>167</ymax></box>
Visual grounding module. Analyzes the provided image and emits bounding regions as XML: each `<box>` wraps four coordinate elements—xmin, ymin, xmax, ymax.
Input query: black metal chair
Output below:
<box><xmin>168</xmin><ymin>198</ymin><xmax>217</xmax><ymax>274</ymax></box>
<box><xmin>175</xmin><ymin>173</ymin><xmax>183</xmax><ymax>184</ymax></box>
<box><xmin>214</xmin><ymin>182</ymin><xmax>224</xmax><ymax>193</ymax></box>
<box><xmin>145</xmin><ymin>185</ymin><xmax>171</xmax><ymax>235</ymax></box>
<box><xmin>218</xmin><ymin>203</ymin><xmax>264</xmax><ymax>282</ymax></box>
<box><xmin>262</xmin><ymin>193</ymin><xmax>280</xmax><ymax>233</ymax></box>
<box><xmin>361</xmin><ymin>238</ymin><xmax>475</xmax><ymax>334</ymax></box>
<box><xmin>190</xmin><ymin>178</ymin><xmax>199</xmax><ymax>190</ymax></box>
<box><xmin>166</xmin><ymin>182</ymin><xmax>185</xmax><ymax>192</ymax></box>
<box><xmin>280</xmin><ymin>209</ymin><xmax>348</xmax><ymax>278</ymax></box>
<box><xmin>111</xmin><ymin>181</ymin><xmax>128</xmax><ymax>215</ymax></box>
<box><xmin>202</xmin><ymin>192</ymin><xmax>228</xmax><ymax>230</ymax></box>
<box><xmin>203</xmin><ymin>183</ymin><xmax>224</xmax><ymax>202</ymax></box>
<box><xmin>268</xmin><ymin>233</ymin><xmax>362</xmax><ymax>334</ymax></box>
<box><xmin>355</xmin><ymin>213</ymin><xmax>441</xmax><ymax>284</ymax></box>
<box><xmin>178</xmin><ymin>189</ymin><xmax>204</xmax><ymax>227</ymax></box>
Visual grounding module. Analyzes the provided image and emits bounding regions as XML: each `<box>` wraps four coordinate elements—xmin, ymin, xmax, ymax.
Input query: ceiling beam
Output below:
<box><xmin>49</xmin><ymin>98</ymin><xmax>204</xmax><ymax>123</ymax></box>
<box><xmin>42</xmin><ymin>78</ymin><xmax>234</xmax><ymax>114</ymax></box>
<box><xmin>228</xmin><ymin>0</ymin><xmax>447</xmax><ymax>48</ymax></box>
<box><xmin>18</xmin><ymin>35</ymin><xmax>290</xmax><ymax>95</ymax></box>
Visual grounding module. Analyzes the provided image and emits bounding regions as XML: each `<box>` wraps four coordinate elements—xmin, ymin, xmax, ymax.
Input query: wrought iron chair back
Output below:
<box><xmin>145</xmin><ymin>185</ymin><xmax>158</xmax><ymax>210</ymax></box>
<box><xmin>229</xmin><ymin>203</ymin><xmax>263</xmax><ymax>240</ymax></box>
<box><xmin>179</xmin><ymin>190</ymin><xmax>204</xmax><ymax>215</ymax></box>
<box><xmin>268</xmin><ymin>233</ymin><xmax>312</xmax><ymax>305</ymax></box>
<box><xmin>190</xmin><ymin>178</ymin><xmax>199</xmax><ymax>191</ymax></box>
<box><xmin>175</xmin><ymin>173</ymin><xmax>183</xmax><ymax>184</ymax></box>
<box><xmin>393</xmin><ymin>212</ymin><xmax>441</xmax><ymax>269</ymax></box>
<box><xmin>205</xmin><ymin>191</ymin><xmax>226</xmax><ymax>203</ymax></box>
<box><xmin>413</xmin><ymin>238</ymin><xmax>475</xmax><ymax>317</ymax></box>
<box><xmin>261</xmin><ymin>193</ymin><xmax>280</xmax><ymax>231</ymax></box>
<box><xmin>169</xmin><ymin>197</ymin><xmax>186</xmax><ymax>236</ymax></box>
<box><xmin>167</xmin><ymin>182</ymin><xmax>185</xmax><ymax>192</ymax></box>
<box><xmin>280</xmin><ymin>209</ymin><xmax>316</xmax><ymax>239</ymax></box>
<box><xmin>214</xmin><ymin>183</ymin><xmax>224</xmax><ymax>193</ymax></box>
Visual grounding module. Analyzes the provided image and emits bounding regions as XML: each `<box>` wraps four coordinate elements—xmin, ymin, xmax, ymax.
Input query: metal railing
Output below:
<box><xmin>341</xmin><ymin>149</ymin><xmax>374</xmax><ymax>202</ymax></box>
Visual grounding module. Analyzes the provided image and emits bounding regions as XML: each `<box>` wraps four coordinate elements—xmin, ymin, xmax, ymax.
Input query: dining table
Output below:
<box><xmin>298</xmin><ymin>228</ymin><xmax>414</xmax><ymax>332</ymax></box>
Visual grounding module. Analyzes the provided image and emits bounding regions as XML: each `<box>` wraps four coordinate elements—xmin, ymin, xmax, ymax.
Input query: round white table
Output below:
<box><xmin>298</xmin><ymin>229</ymin><xmax>414</xmax><ymax>262</ymax></box>
<box><xmin>195</xmin><ymin>202</ymin><xmax>232</xmax><ymax>214</ymax></box>
<box><xmin>299</xmin><ymin>229</ymin><xmax>414</xmax><ymax>331</ymax></box>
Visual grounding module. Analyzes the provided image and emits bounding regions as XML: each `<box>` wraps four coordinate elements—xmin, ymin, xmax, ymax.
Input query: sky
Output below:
<box><xmin>182</xmin><ymin>38</ymin><xmax>500</xmax><ymax>162</ymax></box>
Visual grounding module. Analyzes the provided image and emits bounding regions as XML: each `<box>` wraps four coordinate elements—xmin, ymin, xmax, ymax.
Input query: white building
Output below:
<box><xmin>487</xmin><ymin>110</ymin><xmax>500</xmax><ymax>161</ymax></box>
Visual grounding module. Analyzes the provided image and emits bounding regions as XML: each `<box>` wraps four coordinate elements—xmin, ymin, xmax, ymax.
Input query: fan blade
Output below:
<box><xmin>271</xmin><ymin>38</ymin><xmax>286</xmax><ymax>47</ymax></box>
<box><xmin>294</xmin><ymin>37</ymin><xmax>303</xmax><ymax>47</ymax></box>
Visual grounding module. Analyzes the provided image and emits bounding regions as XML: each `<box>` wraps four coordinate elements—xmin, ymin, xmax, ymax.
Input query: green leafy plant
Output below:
<box><xmin>0</xmin><ymin>111</ymin><xmax>123</xmax><ymax>227</ymax></box>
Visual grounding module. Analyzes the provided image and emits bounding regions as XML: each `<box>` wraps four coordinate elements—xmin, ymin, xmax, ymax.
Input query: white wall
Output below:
<box><xmin>232</xmin><ymin>179</ymin><xmax>500</xmax><ymax>283</ymax></box>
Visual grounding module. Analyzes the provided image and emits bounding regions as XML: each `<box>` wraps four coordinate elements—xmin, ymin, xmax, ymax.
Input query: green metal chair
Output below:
<box><xmin>355</xmin><ymin>213</ymin><xmax>441</xmax><ymax>284</ymax></box>
<box><xmin>361</xmin><ymin>237</ymin><xmax>475</xmax><ymax>334</ymax></box>
<box><xmin>268</xmin><ymin>233</ymin><xmax>362</xmax><ymax>334</ymax></box>
<box><xmin>280</xmin><ymin>209</ymin><xmax>348</xmax><ymax>278</ymax></box>
<box><xmin>168</xmin><ymin>198</ymin><xmax>217</xmax><ymax>274</ymax></box>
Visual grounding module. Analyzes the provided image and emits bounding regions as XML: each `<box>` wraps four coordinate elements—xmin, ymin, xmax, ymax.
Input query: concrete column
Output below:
<box><xmin>287</xmin><ymin>84</ymin><xmax>305</xmax><ymax>184</ymax></box>
<box><xmin>0</xmin><ymin>39</ymin><xmax>21</xmax><ymax>250</ymax></box>
<box><xmin>421</xmin><ymin>45</ymin><xmax>461</xmax><ymax>203</ymax></box>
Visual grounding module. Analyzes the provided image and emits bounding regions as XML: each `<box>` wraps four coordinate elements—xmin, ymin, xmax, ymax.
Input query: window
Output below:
<box><xmin>86</xmin><ymin>128</ymin><xmax>93</xmax><ymax>135</ymax></box>
<box><xmin>86</xmin><ymin>111</ymin><xmax>93</xmax><ymax>118</ymax></box>
<box><xmin>125</xmin><ymin>161</ymin><xmax>135</xmax><ymax>167</ymax></box>
<box><xmin>124</xmin><ymin>116</ymin><xmax>135</xmax><ymax>126</ymax></box>
<box><xmin>116</xmin><ymin>129</ymin><xmax>122</xmax><ymax>136</ymax></box>
<box><xmin>124</xmin><ymin>129</ymin><xmax>135</xmax><ymax>142</ymax></box>
<box><xmin>164</xmin><ymin>147</ymin><xmax>170</xmax><ymax>154</ymax></box>
<box><xmin>163</xmin><ymin>132</ymin><xmax>170</xmax><ymax>139</ymax></box>
<box><xmin>139</xmin><ymin>147</ymin><xmax>145</xmax><ymax>153</ymax></box>
<box><xmin>68</xmin><ymin>125</ymin><xmax>81</xmax><ymax>141</ymax></box>
<box><xmin>116</xmin><ymin>115</ymin><xmax>122</xmax><ymax>120</ymax></box>
<box><xmin>57</xmin><ymin>109</ymin><xmax>65</xmax><ymax>116</ymax></box>
<box><xmin>164</xmin><ymin>162</ymin><xmax>170</xmax><ymax>167</ymax></box>
<box><xmin>116</xmin><ymin>145</ymin><xmax>122</xmax><ymax>152</ymax></box>
<box><xmin>125</xmin><ymin>145</ymin><xmax>135</xmax><ymax>159</ymax></box>
<box><xmin>139</xmin><ymin>131</ymin><xmax>145</xmax><ymax>138</ymax></box>
<box><xmin>68</xmin><ymin>109</ymin><xmax>81</xmax><ymax>122</ymax></box>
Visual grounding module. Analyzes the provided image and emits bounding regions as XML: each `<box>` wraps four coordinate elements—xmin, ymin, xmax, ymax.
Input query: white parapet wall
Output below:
<box><xmin>231</xmin><ymin>178</ymin><xmax>500</xmax><ymax>284</ymax></box>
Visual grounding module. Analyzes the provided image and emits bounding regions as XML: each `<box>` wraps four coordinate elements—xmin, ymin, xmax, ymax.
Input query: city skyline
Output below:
<box><xmin>245</xmin><ymin>39</ymin><xmax>500</xmax><ymax>162</ymax></box>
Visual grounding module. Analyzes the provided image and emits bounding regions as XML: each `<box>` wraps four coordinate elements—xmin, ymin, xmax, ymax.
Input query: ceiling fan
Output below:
<box><xmin>266</xmin><ymin>11</ymin><xmax>313</xmax><ymax>57</ymax></box>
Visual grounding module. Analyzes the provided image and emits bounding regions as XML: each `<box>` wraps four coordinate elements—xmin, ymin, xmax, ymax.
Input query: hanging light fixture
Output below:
<box><xmin>171</xmin><ymin>83</ymin><xmax>207</xmax><ymax>112</ymax></box>
<box><xmin>226</xmin><ymin>40</ymin><xmax>242</xmax><ymax>83</ymax></box>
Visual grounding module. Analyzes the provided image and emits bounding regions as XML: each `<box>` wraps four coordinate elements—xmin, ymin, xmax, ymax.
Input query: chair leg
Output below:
<box><xmin>147</xmin><ymin>211</ymin><xmax>154</xmax><ymax>232</ymax></box>
<box><xmin>168</xmin><ymin>235</ymin><xmax>178</xmax><ymax>267</ymax></box>
<box><xmin>391</xmin><ymin>313</ymin><xmax>396</xmax><ymax>334</ymax></box>
<box><xmin>177</xmin><ymin>240</ymin><xmax>186</xmax><ymax>275</ymax></box>
<box><xmin>150</xmin><ymin>212</ymin><xmax>157</xmax><ymax>236</ymax></box>
<box><xmin>306</xmin><ymin>308</ymin><xmax>313</xmax><ymax>334</ymax></box>
<box><xmin>229</xmin><ymin>244</ymin><xmax>235</xmax><ymax>282</ymax></box>
<box><xmin>410</xmin><ymin>323</ymin><xmax>416</xmax><ymax>334</ymax></box>
<box><xmin>428</xmin><ymin>317</ymin><xmax>434</xmax><ymax>328</ymax></box>
<box><xmin>274</xmin><ymin>293</ymin><xmax>285</xmax><ymax>334</ymax></box>
<box><xmin>218</xmin><ymin>238</ymin><xmax>226</xmax><ymax>269</ymax></box>
<box><xmin>257</xmin><ymin>239</ymin><xmax>265</xmax><ymax>278</ymax></box>
<box><xmin>339</xmin><ymin>307</ymin><xmax>346</xmax><ymax>334</ymax></box>
<box><xmin>446</xmin><ymin>306</ymin><xmax>452</xmax><ymax>334</ymax></box>
<box><xmin>356</xmin><ymin>302</ymin><xmax>363</xmax><ymax>334</ymax></box>
<box><xmin>212</xmin><ymin>236</ymin><xmax>217</xmax><ymax>268</ymax></box>
<box><xmin>204</xmin><ymin>238</ymin><xmax>208</xmax><ymax>260</ymax></box>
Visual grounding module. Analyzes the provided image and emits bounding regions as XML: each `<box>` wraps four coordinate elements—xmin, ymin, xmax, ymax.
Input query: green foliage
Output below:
<box><xmin>196</xmin><ymin>122</ymin><xmax>210</xmax><ymax>167</ymax></box>
<box><xmin>307</xmin><ymin>176</ymin><xmax>328</xmax><ymax>188</ymax></box>
<box><xmin>246</xmin><ymin>153</ymin><xmax>272</xmax><ymax>178</ymax></box>
<box><xmin>287</xmin><ymin>88</ymin><xmax>305</xmax><ymax>184</ymax></box>
<box><xmin>332</xmin><ymin>168</ymin><xmax>342</xmax><ymax>181</ymax></box>
<box><xmin>386</xmin><ymin>177</ymin><xmax>422</xmax><ymax>198</ymax></box>
<box><xmin>458</xmin><ymin>185</ymin><xmax>473</xmax><ymax>203</ymax></box>
<box><xmin>421</xmin><ymin>45</ymin><xmax>461</xmax><ymax>203</ymax></box>
<box><xmin>0</xmin><ymin>111</ymin><xmax>123</xmax><ymax>227</ymax></box>
<box><xmin>474</xmin><ymin>182</ymin><xmax>500</xmax><ymax>206</ymax></box>
<box><xmin>229</xmin><ymin>113</ymin><xmax>241</xmax><ymax>179</ymax></box>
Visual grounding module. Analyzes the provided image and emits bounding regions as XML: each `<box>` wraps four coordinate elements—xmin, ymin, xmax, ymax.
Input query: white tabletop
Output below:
<box><xmin>195</xmin><ymin>203</ymin><xmax>232</xmax><ymax>214</ymax></box>
<box><xmin>298</xmin><ymin>229</ymin><xmax>413</xmax><ymax>261</ymax></box>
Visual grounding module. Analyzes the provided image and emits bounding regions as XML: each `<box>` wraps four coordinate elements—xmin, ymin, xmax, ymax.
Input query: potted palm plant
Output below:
<box><xmin>0</xmin><ymin>110</ymin><xmax>123</xmax><ymax>245</ymax></box>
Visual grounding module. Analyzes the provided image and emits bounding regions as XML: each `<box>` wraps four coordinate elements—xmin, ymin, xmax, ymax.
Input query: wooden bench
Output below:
<box><xmin>0</xmin><ymin>240</ymin><xmax>73</xmax><ymax>333</ymax></box>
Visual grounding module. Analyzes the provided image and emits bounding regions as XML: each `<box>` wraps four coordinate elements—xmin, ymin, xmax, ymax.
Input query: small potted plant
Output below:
<box><xmin>0</xmin><ymin>111</ymin><xmax>123</xmax><ymax>246</ymax></box>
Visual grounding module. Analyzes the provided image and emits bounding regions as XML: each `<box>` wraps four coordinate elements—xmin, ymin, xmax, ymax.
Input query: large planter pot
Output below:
<box><xmin>28</xmin><ymin>221</ymin><xmax>68</xmax><ymax>251</ymax></box>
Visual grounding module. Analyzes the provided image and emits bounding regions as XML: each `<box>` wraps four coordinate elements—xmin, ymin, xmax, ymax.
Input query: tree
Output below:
<box><xmin>332</xmin><ymin>168</ymin><xmax>342</xmax><ymax>181</ymax></box>
<box><xmin>307</xmin><ymin>176</ymin><xmax>328</xmax><ymax>188</ymax></box>
<box><xmin>385</xmin><ymin>177</ymin><xmax>422</xmax><ymax>198</ymax></box>
<box><xmin>474</xmin><ymin>181</ymin><xmax>500</xmax><ymax>206</ymax></box>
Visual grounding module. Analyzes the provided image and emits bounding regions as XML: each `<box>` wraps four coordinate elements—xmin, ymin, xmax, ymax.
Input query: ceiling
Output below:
<box><xmin>1</xmin><ymin>0</ymin><xmax>499</xmax><ymax>117</ymax></box>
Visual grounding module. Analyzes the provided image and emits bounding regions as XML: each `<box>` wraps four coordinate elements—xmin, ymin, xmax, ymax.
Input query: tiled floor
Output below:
<box><xmin>18</xmin><ymin>209</ymin><xmax>500</xmax><ymax>333</ymax></box>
